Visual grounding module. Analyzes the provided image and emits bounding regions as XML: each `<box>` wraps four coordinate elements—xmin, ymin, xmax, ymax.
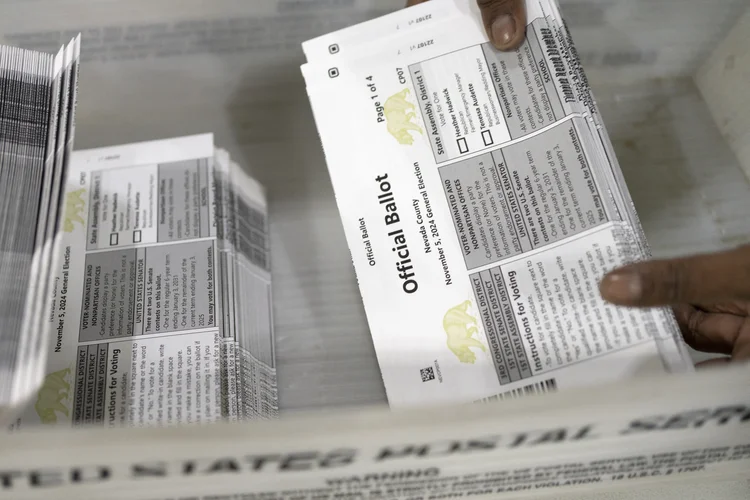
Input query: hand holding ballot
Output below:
<box><xmin>302</xmin><ymin>0</ymin><xmax>697</xmax><ymax>408</ymax></box>
<box><xmin>399</xmin><ymin>1</ymin><xmax>750</xmax><ymax>367</ymax></box>
<box><xmin>406</xmin><ymin>0</ymin><xmax>527</xmax><ymax>50</ymax></box>
<box><xmin>601</xmin><ymin>245</ymin><xmax>750</xmax><ymax>363</ymax></box>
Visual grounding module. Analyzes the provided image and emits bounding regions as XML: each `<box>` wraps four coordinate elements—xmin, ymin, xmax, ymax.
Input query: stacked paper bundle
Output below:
<box><xmin>214</xmin><ymin>147</ymin><xmax>279</xmax><ymax>421</ymax></box>
<box><xmin>0</xmin><ymin>40</ymin><xmax>278</xmax><ymax>427</ymax></box>
<box><xmin>300</xmin><ymin>0</ymin><xmax>696</xmax><ymax>408</ymax></box>
<box><xmin>0</xmin><ymin>36</ymin><xmax>80</xmax><ymax>417</ymax></box>
<box><xmin>8</xmin><ymin>134</ymin><xmax>279</xmax><ymax>428</ymax></box>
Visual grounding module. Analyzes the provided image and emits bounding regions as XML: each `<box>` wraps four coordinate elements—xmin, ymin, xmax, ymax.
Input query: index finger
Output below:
<box><xmin>600</xmin><ymin>245</ymin><xmax>750</xmax><ymax>307</ymax></box>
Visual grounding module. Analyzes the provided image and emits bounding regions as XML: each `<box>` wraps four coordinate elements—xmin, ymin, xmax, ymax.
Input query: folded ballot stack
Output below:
<box><xmin>301</xmin><ymin>0</ymin><xmax>695</xmax><ymax>408</ymax></box>
<box><xmin>14</xmin><ymin>135</ymin><xmax>279</xmax><ymax>429</ymax></box>
<box><xmin>0</xmin><ymin>36</ymin><xmax>80</xmax><ymax>416</ymax></box>
<box><xmin>0</xmin><ymin>40</ymin><xmax>278</xmax><ymax>428</ymax></box>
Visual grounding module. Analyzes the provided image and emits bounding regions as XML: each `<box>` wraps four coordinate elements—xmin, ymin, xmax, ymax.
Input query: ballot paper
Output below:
<box><xmin>0</xmin><ymin>37</ymin><xmax>81</xmax><ymax>414</ymax></box>
<box><xmin>9</xmin><ymin>134</ymin><xmax>278</xmax><ymax>430</ymax></box>
<box><xmin>301</xmin><ymin>0</ymin><xmax>694</xmax><ymax>408</ymax></box>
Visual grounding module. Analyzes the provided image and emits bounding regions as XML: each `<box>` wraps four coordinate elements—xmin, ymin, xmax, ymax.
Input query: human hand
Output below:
<box><xmin>405</xmin><ymin>0</ymin><xmax>527</xmax><ymax>51</ymax></box>
<box><xmin>600</xmin><ymin>245</ymin><xmax>750</xmax><ymax>364</ymax></box>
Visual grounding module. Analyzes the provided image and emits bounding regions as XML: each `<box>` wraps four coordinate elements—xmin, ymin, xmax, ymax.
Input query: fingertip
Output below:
<box><xmin>599</xmin><ymin>269</ymin><xmax>643</xmax><ymax>305</ymax></box>
<box><xmin>483</xmin><ymin>0</ymin><xmax>527</xmax><ymax>50</ymax></box>
<box><xmin>490</xmin><ymin>15</ymin><xmax>516</xmax><ymax>48</ymax></box>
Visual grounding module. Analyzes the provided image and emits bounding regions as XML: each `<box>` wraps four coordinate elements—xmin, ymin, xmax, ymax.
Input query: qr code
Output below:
<box><xmin>420</xmin><ymin>367</ymin><xmax>435</xmax><ymax>382</ymax></box>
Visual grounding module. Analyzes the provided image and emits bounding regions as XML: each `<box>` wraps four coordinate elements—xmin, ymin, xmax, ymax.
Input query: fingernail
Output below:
<box><xmin>600</xmin><ymin>271</ymin><xmax>642</xmax><ymax>304</ymax></box>
<box><xmin>491</xmin><ymin>15</ymin><xmax>516</xmax><ymax>48</ymax></box>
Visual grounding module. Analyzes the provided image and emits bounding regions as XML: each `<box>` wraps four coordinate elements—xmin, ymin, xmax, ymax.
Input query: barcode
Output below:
<box><xmin>476</xmin><ymin>378</ymin><xmax>557</xmax><ymax>403</ymax></box>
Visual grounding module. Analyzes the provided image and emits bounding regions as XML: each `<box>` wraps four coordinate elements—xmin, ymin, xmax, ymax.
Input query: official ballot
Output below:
<box><xmin>301</xmin><ymin>0</ymin><xmax>695</xmax><ymax>408</ymax></box>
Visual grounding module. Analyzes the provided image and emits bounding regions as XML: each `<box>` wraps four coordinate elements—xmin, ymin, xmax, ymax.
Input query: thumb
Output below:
<box><xmin>477</xmin><ymin>0</ymin><xmax>527</xmax><ymax>50</ymax></box>
<box><xmin>599</xmin><ymin>245</ymin><xmax>750</xmax><ymax>307</ymax></box>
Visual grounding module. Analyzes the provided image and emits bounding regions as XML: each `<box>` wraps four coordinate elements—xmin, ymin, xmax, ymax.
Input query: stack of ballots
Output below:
<box><xmin>0</xmin><ymin>42</ymin><xmax>278</xmax><ymax>428</ymax></box>
<box><xmin>300</xmin><ymin>0</ymin><xmax>696</xmax><ymax>408</ymax></box>
<box><xmin>0</xmin><ymin>36</ymin><xmax>80</xmax><ymax>418</ymax></box>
